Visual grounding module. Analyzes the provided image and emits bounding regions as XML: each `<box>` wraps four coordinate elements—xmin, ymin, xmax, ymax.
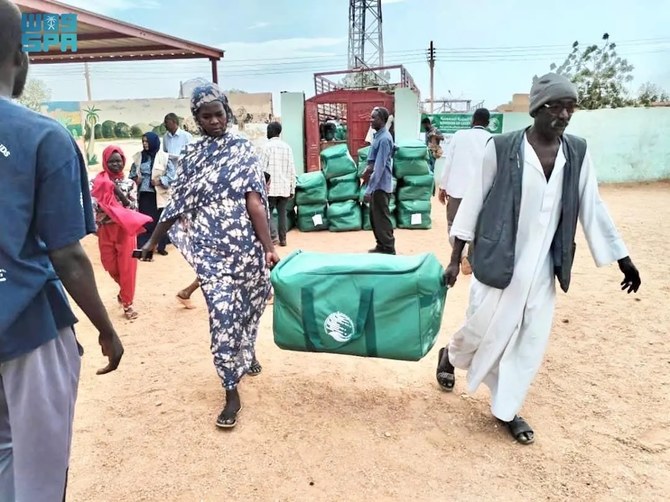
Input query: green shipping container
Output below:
<box><xmin>327</xmin><ymin>173</ymin><xmax>360</xmax><ymax>203</ymax></box>
<box><xmin>295</xmin><ymin>171</ymin><xmax>327</xmax><ymax>206</ymax></box>
<box><xmin>320</xmin><ymin>144</ymin><xmax>357</xmax><ymax>180</ymax></box>
<box><xmin>297</xmin><ymin>204</ymin><xmax>329</xmax><ymax>232</ymax></box>
<box><xmin>327</xmin><ymin>200</ymin><xmax>362</xmax><ymax>232</ymax></box>
<box><xmin>397</xmin><ymin>199</ymin><xmax>432</xmax><ymax>229</ymax></box>
<box><xmin>271</xmin><ymin>250</ymin><xmax>447</xmax><ymax>361</ymax></box>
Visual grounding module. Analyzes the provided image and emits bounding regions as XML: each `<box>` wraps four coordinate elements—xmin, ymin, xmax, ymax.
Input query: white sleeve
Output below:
<box><xmin>449</xmin><ymin>138</ymin><xmax>497</xmax><ymax>242</ymax></box>
<box><xmin>440</xmin><ymin>133</ymin><xmax>457</xmax><ymax>191</ymax></box>
<box><xmin>578</xmin><ymin>148</ymin><xmax>628</xmax><ymax>266</ymax></box>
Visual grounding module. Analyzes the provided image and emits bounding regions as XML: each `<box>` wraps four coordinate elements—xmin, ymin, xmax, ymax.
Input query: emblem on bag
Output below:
<box><xmin>324</xmin><ymin>312</ymin><xmax>355</xmax><ymax>342</ymax></box>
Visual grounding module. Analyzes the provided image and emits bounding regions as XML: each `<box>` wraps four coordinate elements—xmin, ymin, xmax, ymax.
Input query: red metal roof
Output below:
<box><xmin>14</xmin><ymin>0</ymin><xmax>224</xmax><ymax>65</ymax></box>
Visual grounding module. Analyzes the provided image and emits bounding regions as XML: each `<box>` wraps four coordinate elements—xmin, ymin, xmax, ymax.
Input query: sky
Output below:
<box><xmin>27</xmin><ymin>0</ymin><xmax>670</xmax><ymax>115</ymax></box>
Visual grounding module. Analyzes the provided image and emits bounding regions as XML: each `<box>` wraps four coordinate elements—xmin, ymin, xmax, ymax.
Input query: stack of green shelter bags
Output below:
<box><xmin>393</xmin><ymin>140</ymin><xmax>434</xmax><ymax>230</ymax></box>
<box><xmin>357</xmin><ymin>146</ymin><xmax>397</xmax><ymax>231</ymax></box>
<box><xmin>295</xmin><ymin>171</ymin><xmax>329</xmax><ymax>232</ymax></box>
<box><xmin>321</xmin><ymin>145</ymin><xmax>361</xmax><ymax>232</ymax></box>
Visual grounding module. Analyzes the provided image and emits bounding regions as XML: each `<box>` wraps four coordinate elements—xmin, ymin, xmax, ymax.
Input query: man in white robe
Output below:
<box><xmin>435</xmin><ymin>73</ymin><xmax>641</xmax><ymax>445</ymax></box>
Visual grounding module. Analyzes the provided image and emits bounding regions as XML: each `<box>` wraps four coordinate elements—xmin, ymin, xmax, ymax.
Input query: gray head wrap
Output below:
<box><xmin>190</xmin><ymin>82</ymin><xmax>234</xmax><ymax>133</ymax></box>
<box><xmin>529</xmin><ymin>73</ymin><xmax>578</xmax><ymax>116</ymax></box>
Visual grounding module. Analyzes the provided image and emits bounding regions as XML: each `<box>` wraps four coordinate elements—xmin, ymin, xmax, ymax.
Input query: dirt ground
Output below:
<box><xmin>68</xmin><ymin>183</ymin><xmax>669</xmax><ymax>502</ymax></box>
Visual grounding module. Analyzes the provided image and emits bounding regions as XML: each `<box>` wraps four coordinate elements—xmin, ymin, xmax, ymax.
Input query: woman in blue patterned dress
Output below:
<box><xmin>140</xmin><ymin>83</ymin><xmax>279</xmax><ymax>428</ymax></box>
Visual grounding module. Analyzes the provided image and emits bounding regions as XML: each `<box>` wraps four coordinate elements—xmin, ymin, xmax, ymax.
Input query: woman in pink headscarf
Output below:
<box><xmin>91</xmin><ymin>145</ymin><xmax>152</xmax><ymax>319</ymax></box>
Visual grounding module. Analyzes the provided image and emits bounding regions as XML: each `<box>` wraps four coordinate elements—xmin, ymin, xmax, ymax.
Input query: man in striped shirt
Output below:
<box><xmin>259</xmin><ymin>122</ymin><xmax>296</xmax><ymax>246</ymax></box>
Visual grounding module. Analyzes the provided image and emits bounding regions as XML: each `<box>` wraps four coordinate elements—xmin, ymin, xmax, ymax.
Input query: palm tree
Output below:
<box><xmin>83</xmin><ymin>105</ymin><xmax>101</xmax><ymax>165</ymax></box>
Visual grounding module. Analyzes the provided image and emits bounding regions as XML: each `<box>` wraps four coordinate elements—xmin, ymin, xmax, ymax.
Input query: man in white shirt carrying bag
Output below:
<box><xmin>438</xmin><ymin>108</ymin><xmax>492</xmax><ymax>274</ymax></box>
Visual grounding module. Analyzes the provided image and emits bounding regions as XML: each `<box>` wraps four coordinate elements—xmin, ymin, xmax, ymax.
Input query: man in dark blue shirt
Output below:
<box><xmin>0</xmin><ymin>1</ymin><xmax>124</xmax><ymax>499</ymax></box>
<box><xmin>362</xmin><ymin>106</ymin><xmax>396</xmax><ymax>254</ymax></box>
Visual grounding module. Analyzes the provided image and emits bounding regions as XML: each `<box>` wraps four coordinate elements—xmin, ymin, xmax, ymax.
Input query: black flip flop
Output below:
<box><xmin>216</xmin><ymin>405</ymin><xmax>242</xmax><ymax>429</ymax></box>
<box><xmin>247</xmin><ymin>360</ymin><xmax>262</xmax><ymax>377</ymax></box>
<box><xmin>501</xmin><ymin>415</ymin><xmax>535</xmax><ymax>445</ymax></box>
<box><xmin>436</xmin><ymin>347</ymin><xmax>455</xmax><ymax>391</ymax></box>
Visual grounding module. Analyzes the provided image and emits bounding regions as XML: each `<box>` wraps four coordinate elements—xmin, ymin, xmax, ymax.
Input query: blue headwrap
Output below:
<box><xmin>190</xmin><ymin>82</ymin><xmax>234</xmax><ymax>135</ymax></box>
<box><xmin>142</xmin><ymin>131</ymin><xmax>161</xmax><ymax>164</ymax></box>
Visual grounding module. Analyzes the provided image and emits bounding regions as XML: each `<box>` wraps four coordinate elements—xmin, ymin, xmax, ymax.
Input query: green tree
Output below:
<box><xmin>339</xmin><ymin>70</ymin><xmax>391</xmax><ymax>89</ymax></box>
<box><xmin>547</xmin><ymin>33</ymin><xmax>635</xmax><ymax>109</ymax></box>
<box><xmin>83</xmin><ymin>105</ymin><xmax>101</xmax><ymax>165</ymax></box>
<box><xmin>15</xmin><ymin>78</ymin><xmax>51</xmax><ymax>111</ymax></box>
<box><xmin>636</xmin><ymin>82</ymin><xmax>669</xmax><ymax>107</ymax></box>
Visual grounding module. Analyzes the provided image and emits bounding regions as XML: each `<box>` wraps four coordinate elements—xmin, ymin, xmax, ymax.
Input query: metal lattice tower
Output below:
<box><xmin>348</xmin><ymin>0</ymin><xmax>384</xmax><ymax>69</ymax></box>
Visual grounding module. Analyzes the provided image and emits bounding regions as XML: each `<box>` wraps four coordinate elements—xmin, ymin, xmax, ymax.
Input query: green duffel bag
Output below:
<box><xmin>397</xmin><ymin>174</ymin><xmax>435</xmax><ymax>201</ymax></box>
<box><xmin>361</xmin><ymin>203</ymin><xmax>397</xmax><ymax>230</ymax></box>
<box><xmin>295</xmin><ymin>171</ymin><xmax>327</xmax><ymax>206</ymax></box>
<box><xmin>358</xmin><ymin>145</ymin><xmax>370</xmax><ymax>162</ymax></box>
<box><xmin>327</xmin><ymin>173</ymin><xmax>360</xmax><ymax>202</ymax></box>
<box><xmin>394</xmin><ymin>140</ymin><xmax>430</xmax><ymax>161</ymax></box>
<box><xmin>394</xmin><ymin>158</ymin><xmax>430</xmax><ymax>178</ymax></box>
<box><xmin>357</xmin><ymin>161</ymin><xmax>368</xmax><ymax>178</ymax></box>
<box><xmin>320</xmin><ymin>144</ymin><xmax>357</xmax><ymax>180</ymax></box>
<box><xmin>297</xmin><ymin>204</ymin><xmax>328</xmax><ymax>232</ymax></box>
<box><xmin>327</xmin><ymin>200</ymin><xmax>362</xmax><ymax>232</ymax></box>
<box><xmin>271</xmin><ymin>250</ymin><xmax>447</xmax><ymax>361</ymax></box>
<box><xmin>397</xmin><ymin>199</ymin><xmax>432</xmax><ymax>229</ymax></box>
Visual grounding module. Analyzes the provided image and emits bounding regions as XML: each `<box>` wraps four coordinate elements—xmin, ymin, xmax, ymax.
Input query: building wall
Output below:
<box><xmin>502</xmin><ymin>108</ymin><xmax>670</xmax><ymax>183</ymax></box>
<box><xmin>41</xmin><ymin>93</ymin><xmax>273</xmax><ymax>172</ymax></box>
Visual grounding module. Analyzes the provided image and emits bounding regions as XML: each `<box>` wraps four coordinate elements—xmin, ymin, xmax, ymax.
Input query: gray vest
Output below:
<box><xmin>470</xmin><ymin>128</ymin><xmax>587</xmax><ymax>293</ymax></box>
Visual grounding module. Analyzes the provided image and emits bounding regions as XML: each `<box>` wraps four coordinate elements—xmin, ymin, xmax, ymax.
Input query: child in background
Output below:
<box><xmin>91</xmin><ymin>145</ymin><xmax>152</xmax><ymax>319</ymax></box>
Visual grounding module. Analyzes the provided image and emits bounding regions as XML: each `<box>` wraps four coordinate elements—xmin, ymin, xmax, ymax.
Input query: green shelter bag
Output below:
<box><xmin>297</xmin><ymin>204</ymin><xmax>328</xmax><ymax>232</ymax></box>
<box><xmin>271</xmin><ymin>250</ymin><xmax>447</xmax><ymax>361</ymax></box>
<box><xmin>394</xmin><ymin>158</ymin><xmax>430</xmax><ymax>178</ymax></box>
<box><xmin>272</xmin><ymin>207</ymin><xmax>296</xmax><ymax>232</ymax></box>
<box><xmin>326</xmin><ymin>200</ymin><xmax>362</xmax><ymax>232</ymax></box>
<box><xmin>295</xmin><ymin>171</ymin><xmax>327</xmax><ymax>206</ymax></box>
<box><xmin>397</xmin><ymin>174</ymin><xmax>435</xmax><ymax>201</ymax></box>
<box><xmin>320</xmin><ymin>144</ymin><xmax>357</xmax><ymax>180</ymax></box>
<box><xmin>362</xmin><ymin>203</ymin><xmax>396</xmax><ymax>230</ymax></box>
<box><xmin>394</xmin><ymin>140</ymin><xmax>430</xmax><ymax>160</ymax></box>
<box><xmin>397</xmin><ymin>199</ymin><xmax>432</xmax><ymax>229</ymax></box>
<box><xmin>327</xmin><ymin>173</ymin><xmax>360</xmax><ymax>202</ymax></box>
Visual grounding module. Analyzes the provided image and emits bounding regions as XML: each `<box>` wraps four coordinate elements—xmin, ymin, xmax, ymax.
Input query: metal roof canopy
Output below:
<box><xmin>14</xmin><ymin>0</ymin><xmax>224</xmax><ymax>82</ymax></box>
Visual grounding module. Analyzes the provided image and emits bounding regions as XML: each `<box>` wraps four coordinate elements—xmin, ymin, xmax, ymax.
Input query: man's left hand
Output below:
<box><xmin>618</xmin><ymin>256</ymin><xmax>641</xmax><ymax>293</ymax></box>
<box><xmin>150</xmin><ymin>179</ymin><xmax>160</xmax><ymax>187</ymax></box>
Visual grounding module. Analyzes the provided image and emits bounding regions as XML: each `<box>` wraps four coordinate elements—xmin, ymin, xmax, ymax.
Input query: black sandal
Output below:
<box><xmin>216</xmin><ymin>405</ymin><xmax>242</xmax><ymax>429</ymax></box>
<box><xmin>436</xmin><ymin>347</ymin><xmax>455</xmax><ymax>391</ymax></box>
<box><xmin>247</xmin><ymin>359</ymin><xmax>262</xmax><ymax>377</ymax></box>
<box><xmin>502</xmin><ymin>415</ymin><xmax>535</xmax><ymax>445</ymax></box>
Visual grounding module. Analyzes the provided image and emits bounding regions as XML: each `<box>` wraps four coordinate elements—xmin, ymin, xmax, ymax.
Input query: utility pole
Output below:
<box><xmin>427</xmin><ymin>40</ymin><xmax>435</xmax><ymax>113</ymax></box>
<box><xmin>83</xmin><ymin>62</ymin><xmax>92</xmax><ymax>101</ymax></box>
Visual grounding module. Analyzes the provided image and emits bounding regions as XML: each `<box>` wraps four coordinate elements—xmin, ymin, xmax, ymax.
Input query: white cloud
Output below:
<box><xmin>63</xmin><ymin>0</ymin><xmax>159</xmax><ymax>15</ymax></box>
<box><xmin>220</xmin><ymin>37</ymin><xmax>346</xmax><ymax>62</ymax></box>
<box><xmin>248</xmin><ymin>22</ymin><xmax>270</xmax><ymax>30</ymax></box>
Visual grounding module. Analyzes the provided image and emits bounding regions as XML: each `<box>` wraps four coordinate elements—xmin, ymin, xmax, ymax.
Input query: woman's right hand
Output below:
<box><xmin>265</xmin><ymin>250</ymin><xmax>280</xmax><ymax>270</ymax></box>
<box><xmin>140</xmin><ymin>240</ymin><xmax>156</xmax><ymax>261</ymax></box>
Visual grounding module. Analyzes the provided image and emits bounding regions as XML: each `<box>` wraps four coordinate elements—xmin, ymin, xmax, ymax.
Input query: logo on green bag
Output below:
<box><xmin>324</xmin><ymin>312</ymin><xmax>355</xmax><ymax>343</ymax></box>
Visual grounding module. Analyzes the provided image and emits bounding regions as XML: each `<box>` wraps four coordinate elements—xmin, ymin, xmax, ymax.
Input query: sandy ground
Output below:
<box><xmin>68</xmin><ymin>183</ymin><xmax>669</xmax><ymax>502</ymax></box>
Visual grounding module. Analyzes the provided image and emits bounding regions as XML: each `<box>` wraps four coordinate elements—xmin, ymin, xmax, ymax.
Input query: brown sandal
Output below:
<box><xmin>123</xmin><ymin>306</ymin><xmax>138</xmax><ymax>320</ymax></box>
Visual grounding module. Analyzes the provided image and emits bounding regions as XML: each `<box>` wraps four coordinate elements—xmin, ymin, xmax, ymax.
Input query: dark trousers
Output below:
<box><xmin>268</xmin><ymin>196</ymin><xmax>289</xmax><ymax>243</ymax></box>
<box><xmin>370</xmin><ymin>190</ymin><xmax>395</xmax><ymax>253</ymax></box>
<box><xmin>137</xmin><ymin>191</ymin><xmax>168</xmax><ymax>252</ymax></box>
